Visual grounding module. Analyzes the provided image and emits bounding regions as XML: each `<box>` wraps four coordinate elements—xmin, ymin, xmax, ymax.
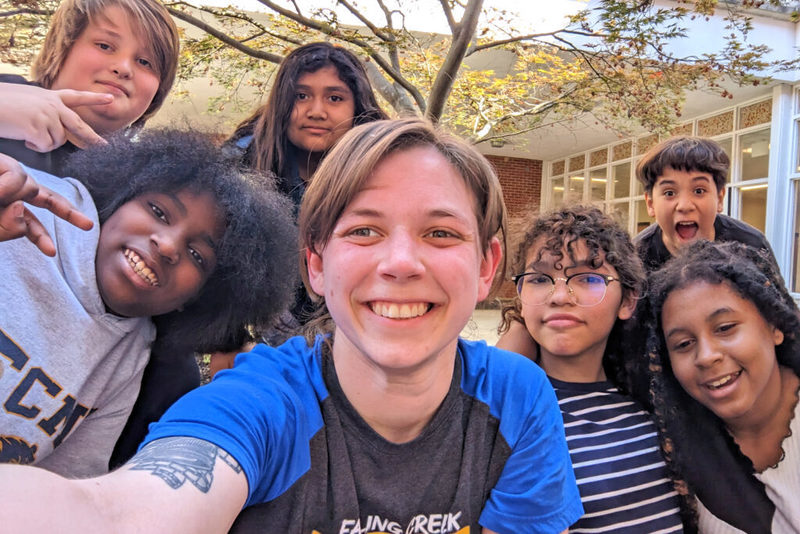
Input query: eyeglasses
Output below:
<box><xmin>511</xmin><ymin>271</ymin><xmax>620</xmax><ymax>307</ymax></box>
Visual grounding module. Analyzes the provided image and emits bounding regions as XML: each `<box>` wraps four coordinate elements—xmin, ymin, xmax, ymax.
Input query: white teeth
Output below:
<box><xmin>124</xmin><ymin>249</ymin><xmax>159</xmax><ymax>287</ymax></box>
<box><xmin>370</xmin><ymin>302</ymin><xmax>430</xmax><ymax>319</ymax></box>
<box><xmin>708</xmin><ymin>371</ymin><xmax>740</xmax><ymax>389</ymax></box>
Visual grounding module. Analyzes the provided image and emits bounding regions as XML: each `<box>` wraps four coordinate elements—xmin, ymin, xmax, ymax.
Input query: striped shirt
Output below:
<box><xmin>549</xmin><ymin>377</ymin><xmax>684</xmax><ymax>533</ymax></box>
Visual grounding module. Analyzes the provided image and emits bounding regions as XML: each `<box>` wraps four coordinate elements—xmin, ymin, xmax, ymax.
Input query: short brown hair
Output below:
<box><xmin>298</xmin><ymin>118</ymin><xmax>508</xmax><ymax>337</ymax></box>
<box><xmin>636</xmin><ymin>136</ymin><xmax>729</xmax><ymax>194</ymax></box>
<box><xmin>31</xmin><ymin>0</ymin><xmax>179</xmax><ymax>130</ymax></box>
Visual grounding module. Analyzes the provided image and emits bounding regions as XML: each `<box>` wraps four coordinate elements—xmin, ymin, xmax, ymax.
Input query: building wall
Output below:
<box><xmin>485</xmin><ymin>155</ymin><xmax>542</xmax><ymax>302</ymax></box>
<box><xmin>487</xmin><ymin>155</ymin><xmax>542</xmax><ymax>216</ymax></box>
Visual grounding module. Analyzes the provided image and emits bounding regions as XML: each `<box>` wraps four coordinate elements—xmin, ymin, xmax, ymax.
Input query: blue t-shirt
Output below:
<box><xmin>144</xmin><ymin>336</ymin><xmax>583</xmax><ymax>533</ymax></box>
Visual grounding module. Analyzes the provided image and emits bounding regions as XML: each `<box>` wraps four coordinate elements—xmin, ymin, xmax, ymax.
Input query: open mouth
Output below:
<box><xmin>125</xmin><ymin>249</ymin><xmax>159</xmax><ymax>287</ymax></box>
<box><xmin>675</xmin><ymin>221</ymin><xmax>698</xmax><ymax>240</ymax></box>
<box><xmin>369</xmin><ymin>301</ymin><xmax>432</xmax><ymax>319</ymax></box>
<box><xmin>705</xmin><ymin>370</ymin><xmax>742</xmax><ymax>390</ymax></box>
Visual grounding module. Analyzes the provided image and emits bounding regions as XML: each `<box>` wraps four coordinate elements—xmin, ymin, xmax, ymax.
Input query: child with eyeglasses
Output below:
<box><xmin>498</xmin><ymin>205</ymin><xmax>684</xmax><ymax>533</ymax></box>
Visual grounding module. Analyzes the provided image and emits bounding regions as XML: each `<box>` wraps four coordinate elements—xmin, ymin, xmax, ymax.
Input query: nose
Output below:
<box><xmin>112</xmin><ymin>57</ymin><xmax>133</xmax><ymax>79</ymax></box>
<box><xmin>152</xmin><ymin>231</ymin><xmax>180</xmax><ymax>265</ymax></box>
<box><xmin>377</xmin><ymin>231</ymin><xmax>424</xmax><ymax>281</ymax></box>
<box><xmin>306</xmin><ymin>97</ymin><xmax>326</xmax><ymax>119</ymax></box>
<box><xmin>675</xmin><ymin>193</ymin><xmax>694</xmax><ymax>212</ymax></box>
<box><xmin>548</xmin><ymin>277</ymin><xmax>575</xmax><ymax>305</ymax></box>
<box><xmin>695</xmin><ymin>338</ymin><xmax>723</xmax><ymax>368</ymax></box>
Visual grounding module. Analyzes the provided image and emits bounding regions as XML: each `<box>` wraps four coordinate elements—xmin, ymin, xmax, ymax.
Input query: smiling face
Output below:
<box><xmin>662</xmin><ymin>281</ymin><xmax>784</xmax><ymax>429</ymax></box>
<box><xmin>95</xmin><ymin>189</ymin><xmax>224</xmax><ymax>317</ymax></box>
<box><xmin>645</xmin><ymin>167</ymin><xmax>725</xmax><ymax>256</ymax></box>
<box><xmin>286</xmin><ymin>64</ymin><xmax>356</xmax><ymax>155</ymax></box>
<box><xmin>50</xmin><ymin>5</ymin><xmax>160</xmax><ymax>135</ymax></box>
<box><xmin>519</xmin><ymin>240</ymin><xmax>634</xmax><ymax>380</ymax></box>
<box><xmin>306</xmin><ymin>145</ymin><xmax>501</xmax><ymax>375</ymax></box>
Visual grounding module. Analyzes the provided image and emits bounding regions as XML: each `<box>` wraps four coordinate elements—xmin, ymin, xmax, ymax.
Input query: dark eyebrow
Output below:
<box><xmin>295</xmin><ymin>82</ymin><xmax>350</xmax><ymax>92</ymax></box>
<box><xmin>166</xmin><ymin>193</ymin><xmax>219</xmax><ymax>252</ymax></box>
<box><xmin>204</xmin><ymin>234</ymin><xmax>219</xmax><ymax>252</ymax></box>
<box><xmin>665</xmin><ymin>306</ymin><xmax>734</xmax><ymax>338</ymax></box>
<box><xmin>564</xmin><ymin>259</ymin><xmax>596</xmax><ymax>270</ymax></box>
<box><xmin>708</xmin><ymin>306</ymin><xmax>734</xmax><ymax>320</ymax></box>
<box><xmin>529</xmin><ymin>258</ymin><xmax>597</xmax><ymax>272</ymax></box>
<box><xmin>166</xmin><ymin>192</ymin><xmax>187</xmax><ymax>217</ymax></box>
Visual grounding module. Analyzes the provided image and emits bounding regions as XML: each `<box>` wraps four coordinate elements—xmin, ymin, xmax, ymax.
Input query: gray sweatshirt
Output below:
<box><xmin>0</xmin><ymin>166</ymin><xmax>154</xmax><ymax>477</ymax></box>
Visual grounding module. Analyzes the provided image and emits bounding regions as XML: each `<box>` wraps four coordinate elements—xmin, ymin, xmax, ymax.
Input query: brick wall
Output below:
<box><xmin>485</xmin><ymin>155</ymin><xmax>542</xmax><ymax>217</ymax></box>
<box><xmin>484</xmin><ymin>155</ymin><xmax>543</xmax><ymax>303</ymax></box>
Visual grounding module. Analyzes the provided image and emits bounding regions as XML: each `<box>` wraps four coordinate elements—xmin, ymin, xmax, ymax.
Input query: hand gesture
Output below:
<box><xmin>0</xmin><ymin>153</ymin><xmax>94</xmax><ymax>256</ymax></box>
<box><xmin>0</xmin><ymin>82</ymin><xmax>112</xmax><ymax>151</ymax></box>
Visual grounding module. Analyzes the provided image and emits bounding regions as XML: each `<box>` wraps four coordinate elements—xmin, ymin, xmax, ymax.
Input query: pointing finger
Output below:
<box><xmin>22</xmin><ymin>206</ymin><xmax>57</xmax><ymax>257</ymax></box>
<box><xmin>58</xmin><ymin>89</ymin><xmax>114</xmax><ymax>109</ymax></box>
<box><xmin>28</xmin><ymin>184</ymin><xmax>94</xmax><ymax>232</ymax></box>
<box><xmin>62</xmin><ymin>107</ymin><xmax>106</xmax><ymax>149</ymax></box>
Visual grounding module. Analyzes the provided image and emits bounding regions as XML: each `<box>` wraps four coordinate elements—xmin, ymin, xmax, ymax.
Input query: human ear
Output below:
<box><xmin>773</xmin><ymin>327</ymin><xmax>785</xmax><ymax>346</ymax></box>
<box><xmin>617</xmin><ymin>291</ymin><xmax>637</xmax><ymax>321</ymax></box>
<box><xmin>306</xmin><ymin>247</ymin><xmax>325</xmax><ymax>297</ymax></box>
<box><xmin>715</xmin><ymin>185</ymin><xmax>725</xmax><ymax>213</ymax></box>
<box><xmin>476</xmin><ymin>237</ymin><xmax>502</xmax><ymax>302</ymax></box>
<box><xmin>644</xmin><ymin>192</ymin><xmax>655</xmax><ymax>217</ymax></box>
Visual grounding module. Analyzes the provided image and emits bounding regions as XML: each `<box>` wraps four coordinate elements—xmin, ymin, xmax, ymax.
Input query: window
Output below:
<box><xmin>612</xmin><ymin>162</ymin><xmax>631</xmax><ymax>198</ymax></box>
<box><xmin>542</xmin><ymin>97</ymin><xmax>773</xmax><ymax>240</ymax></box>
<box><xmin>790</xmin><ymin>86</ymin><xmax>800</xmax><ymax>293</ymax></box>
<box><xmin>589</xmin><ymin>168</ymin><xmax>607</xmax><ymax>202</ymax></box>
<box><xmin>728</xmin><ymin>129</ymin><xmax>769</xmax><ymax>232</ymax></box>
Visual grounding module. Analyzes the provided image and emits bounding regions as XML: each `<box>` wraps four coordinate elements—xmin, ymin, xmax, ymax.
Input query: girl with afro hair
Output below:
<box><xmin>0</xmin><ymin>129</ymin><xmax>296</xmax><ymax>477</ymax></box>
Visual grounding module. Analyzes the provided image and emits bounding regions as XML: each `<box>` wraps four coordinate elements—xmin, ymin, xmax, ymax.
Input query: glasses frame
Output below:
<box><xmin>511</xmin><ymin>271</ymin><xmax>620</xmax><ymax>307</ymax></box>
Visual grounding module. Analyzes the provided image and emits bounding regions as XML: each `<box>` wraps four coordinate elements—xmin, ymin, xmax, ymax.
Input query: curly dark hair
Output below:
<box><xmin>636</xmin><ymin>136</ymin><xmax>729</xmax><ymax>194</ymax></box>
<box><xmin>499</xmin><ymin>205</ymin><xmax>647</xmax><ymax>398</ymax></box>
<box><xmin>646</xmin><ymin>240</ymin><xmax>800</xmax><ymax>532</ymax></box>
<box><xmin>64</xmin><ymin>129</ymin><xmax>298</xmax><ymax>353</ymax></box>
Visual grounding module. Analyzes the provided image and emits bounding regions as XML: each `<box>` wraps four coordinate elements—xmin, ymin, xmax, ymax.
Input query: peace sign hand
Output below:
<box><xmin>0</xmin><ymin>153</ymin><xmax>94</xmax><ymax>256</ymax></box>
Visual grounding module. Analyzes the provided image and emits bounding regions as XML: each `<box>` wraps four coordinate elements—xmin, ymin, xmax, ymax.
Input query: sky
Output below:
<box><xmin>197</xmin><ymin>0</ymin><xmax>589</xmax><ymax>35</ymax></box>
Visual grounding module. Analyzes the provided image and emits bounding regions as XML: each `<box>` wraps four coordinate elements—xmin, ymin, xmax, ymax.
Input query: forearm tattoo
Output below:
<box><xmin>128</xmin><ymin>437</ymin><xmax>242</xmax><ymax>493</ymax></box>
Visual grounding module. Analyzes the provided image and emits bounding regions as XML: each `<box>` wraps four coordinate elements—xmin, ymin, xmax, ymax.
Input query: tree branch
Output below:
<box><xmin>252</xmin><ymin>0</ymin><xmax>427</xmax><ymax>111</ymax></box>
<box><xmin>438</xmin><ymin>0</ymin><xmax>457</xmax><ymax>34</ymax></box>
<box><xmin>467</xmin><ymin>29</ymin><xmax>602</xmax><ymax>55</ymax></box>
<box><xmin>167</xmin><ymin>1</ymin><xmax>305</xmax><ymax>46</ymax></box>
<box><xmin>167</xmin><ymin>7</ymin><xmax>284</xmax><ymax>62</ymax></box>
<box><xmin>363</xmin><ymin>60</ymin><xmax>416</xmax><ymax>115</ymax></box>
<box><xmin>337</xmin><ymin>0</ymin><xmax>394</xmax><ymax>42</ymax></box>
<box><xmin>427</xmin><ymin>0</ymin><xmax>484</xmax><ymax>121</ymax></box>
<box><xmin>0</xmin><ymin>8</ymin><xmax>52</xmax><ymax>17</ymax></box>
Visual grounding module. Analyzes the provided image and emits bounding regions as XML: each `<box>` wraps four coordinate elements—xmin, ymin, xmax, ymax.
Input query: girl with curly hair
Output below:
<box><xmin>647</xmin><ymin>240</ymin><xmax>800</xmax><ymax>533</ymax></box>
<box><xmin>498</xmin><ymin>205</ymin><xmax>683</xmax><ymax>532</ymax></box>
